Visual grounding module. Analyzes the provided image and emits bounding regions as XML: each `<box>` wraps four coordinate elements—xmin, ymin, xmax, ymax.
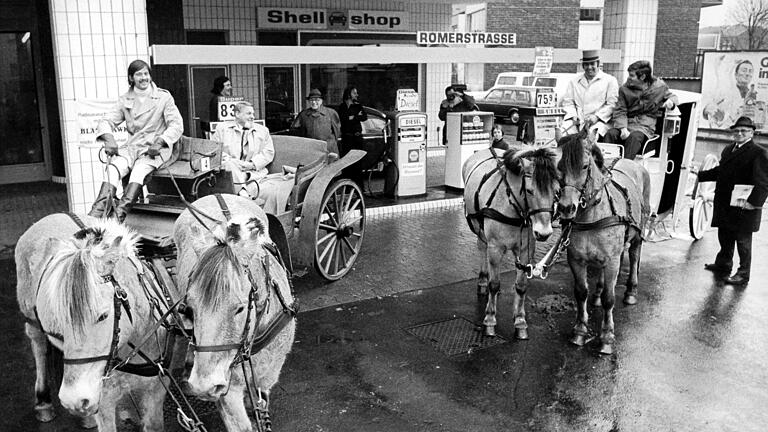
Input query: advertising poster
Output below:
<box><xmin>701</xmin><ymin>51</ymin><xmax>768</xmax><ymax>131</ymax></box>
<box><xmin>76</xmin><ymin>99</ymin><xmax>129</xmax><ymax>148</ymax></box>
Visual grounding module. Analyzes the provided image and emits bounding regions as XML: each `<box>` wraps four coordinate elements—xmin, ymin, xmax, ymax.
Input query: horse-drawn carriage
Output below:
<box><xmin>128</xmin><ymin>134</ymin><xmax>367</xmax><ymax>281</ymax></box>
<box><xmin>16</xmin><ymin>135</ymin><xmax>367</xmax><ymax>431</ymax></box>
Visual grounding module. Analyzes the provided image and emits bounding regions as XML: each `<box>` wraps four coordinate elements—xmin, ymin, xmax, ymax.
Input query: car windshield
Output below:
<box><xmin>497</xmin><ymin>77</ymin><xmax>517</xmax><ymax>85</ymax></box>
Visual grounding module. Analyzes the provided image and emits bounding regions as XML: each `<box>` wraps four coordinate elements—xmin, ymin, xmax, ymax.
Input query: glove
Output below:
<box><xmin>100</xmin><ymin>134</ymin><xmax>118</xmax><ymax>156</ymax></box>
<box><xmin>146</xmin><ymin>137</ymin><xmax>165</xmax><ymax>158</ymax></box>
<box><xmin>662</xmin><ymin>99</ymin><xmax>675</xmax><ymax>110</ymax></box>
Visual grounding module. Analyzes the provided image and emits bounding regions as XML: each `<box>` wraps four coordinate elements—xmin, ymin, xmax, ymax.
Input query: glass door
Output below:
<box><xmin>0</xmin><ymin>32</ymin><xmax>47</xmax><ymax>183</ymax></box>
<box><xmin>261</xmin><ymin>66</ymin><xmax>297</xmax><ymax>133</ymax></box>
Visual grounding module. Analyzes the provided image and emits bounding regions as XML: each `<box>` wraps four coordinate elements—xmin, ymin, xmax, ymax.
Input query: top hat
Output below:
<box><xmin>581</xmin><ymin>49</ymin><xmax>600</xmax><ymax>63</ymax></box>
<box><xmin>306</xmin><ymin>88</ymin><xmax>323</xmax><ymax>100</ymax></box>
<box><xmin>730</xmin><ymin>116</ymin><xmax>757</xmax><ymax>130</ymax></box>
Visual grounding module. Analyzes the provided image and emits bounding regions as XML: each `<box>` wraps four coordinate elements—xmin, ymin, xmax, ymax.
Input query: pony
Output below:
<box><xmin>15</xmin><ymin>214</ymin><xmax>171</xmax><ymax>431</ymax></box>
<box><xmin>174</xmin><ymin>194</ymin><xmax>296</xmax><ymax>432</ymax></box>
<box><xmin>557</xmin><ymin>131</ymin><xmax>651</xmax><ymax>355</ymax></box>
<box><xmin>463</xmin><ymin>146</ymin><xmax>560</xmax><ymax>338</ymax></box>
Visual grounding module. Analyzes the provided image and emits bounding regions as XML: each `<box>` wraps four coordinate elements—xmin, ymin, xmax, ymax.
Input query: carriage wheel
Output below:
<box><xmin>314</xmin><ymin>179</ymin><xmax>366</xmax><ymax>280</ymax></box>
<box><xmin>688</xmin><ymin>154</ymin><xmax>718</xmax><ymax>240</ymax></box>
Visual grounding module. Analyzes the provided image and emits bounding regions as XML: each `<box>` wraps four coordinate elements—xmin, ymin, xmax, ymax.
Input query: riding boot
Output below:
<box><xmin>114</xmin><ymin>182</ymin><xmax>142</xmax><ymax>223</ymax></box>
<box><xmin>88</xmin><ymin>182</ymin><xmax>117</xmax><ymax>218</ymax></box>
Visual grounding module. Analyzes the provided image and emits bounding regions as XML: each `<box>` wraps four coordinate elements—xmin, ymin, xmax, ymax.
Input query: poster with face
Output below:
<box><xmin>700</xmin><ymin>51</ymin><xmax>767</xmax><ymax>131</ymax></box>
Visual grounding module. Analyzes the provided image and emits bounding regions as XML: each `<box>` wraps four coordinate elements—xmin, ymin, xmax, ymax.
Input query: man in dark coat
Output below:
<box><xmin>698</xmin><ymin>116</ymin><xmax>768</xmax><ymax>285</ymax></box>
<box><xmin>438</xmin><ymin>85</ymin><xmax>478</xmax><ymax>145</ymax></box>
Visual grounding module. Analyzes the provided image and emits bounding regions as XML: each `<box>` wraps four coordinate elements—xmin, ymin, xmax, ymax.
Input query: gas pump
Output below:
<box><xmin>384</xmin><ymin>112</ymin><xmax>428</xmax><ymax>197</ymax></box>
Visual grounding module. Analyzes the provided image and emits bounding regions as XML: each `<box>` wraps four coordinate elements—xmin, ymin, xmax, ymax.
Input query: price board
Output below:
<box><xmin>215</xmin><ymin>96</ymin><xmax>245</xmax><ymax>121</ymax></box>
<box><xmin>396</xmin><ymin>89</ymin><xmax>420</xmax><ymax>112</ymax></box>
<box><xmin>536</xmin><ymin>89</ymin><xmax>557</xmax><ymax>108</ymax></box>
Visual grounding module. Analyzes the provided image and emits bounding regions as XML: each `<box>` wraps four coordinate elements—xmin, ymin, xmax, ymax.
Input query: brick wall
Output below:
<box><xmin>484</xmin><ymin>0</ymin><xmax>581</xmax><ymax>89</ymax></box>
<box><xmin>654</xmin><ymin>0</ymin><xmax>701</xmax><ymax>78</ymax></box>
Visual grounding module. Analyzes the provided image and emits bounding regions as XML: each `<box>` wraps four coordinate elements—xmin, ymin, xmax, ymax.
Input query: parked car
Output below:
<box><xmin>493</xmin><ymin>72</ymin><xmax>576</xmax><ymax>101</ymax></box>
<box><xmin>475</xmin><ymin>85</ymin><xmax>564</xmax><ymax>146</ymax></box>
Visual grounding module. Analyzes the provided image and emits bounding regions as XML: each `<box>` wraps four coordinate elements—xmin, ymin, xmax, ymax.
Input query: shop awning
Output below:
<box><xmin>150</xmin><ymin>45</ymin><xmax>621</xmax><ymax>65</ymax></box>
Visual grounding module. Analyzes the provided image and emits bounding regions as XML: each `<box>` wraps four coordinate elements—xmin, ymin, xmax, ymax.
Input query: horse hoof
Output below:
<box><xmin>570</xmin><ymin>334</ymin><xmax>586</xmax><ymax>346</ymax></box>
<box><xmin>78</xmin><ymin>414</ymin><xmax>98</xmax><ymax>429</ymax></box>
<box><xmin>598</xmin><ymin>343</ymin><xmax>613</xmax><ymax>355</ymax></box>
<box><xmin>34</xmin><ymin>405</ymin><xmax>56</xmax><ymax>423</ymax></box>
<box><xmin>623</xmin><ymin>294</ymin><xmax>637</xmax><ymax>305</ymax></box>
<box><xmin>515</xmin><ymin>328</ymin><xmax>529</xmax><ymax>340</ymax></box>
<box><xmin>591</xmin><ymin>296</ymin><xmax>602</xmax><ymax>307</ymax></box>
<box><xmin>484</xmin><ymin>326</ymin><xmax>496</xmax><ymax>337</ymax></box>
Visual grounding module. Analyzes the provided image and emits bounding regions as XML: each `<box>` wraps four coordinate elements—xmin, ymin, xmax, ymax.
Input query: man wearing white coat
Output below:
<box><xmin>560</xmin><ymin>50</ymin><xmax>619</xmax><ymax>139</ymax></box>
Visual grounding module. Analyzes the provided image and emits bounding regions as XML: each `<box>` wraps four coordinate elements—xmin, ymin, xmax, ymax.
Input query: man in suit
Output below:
<box><xmin>698</xmin><ymin>116</ymin><xmax>768</xmax><ymax>285</ymax></box>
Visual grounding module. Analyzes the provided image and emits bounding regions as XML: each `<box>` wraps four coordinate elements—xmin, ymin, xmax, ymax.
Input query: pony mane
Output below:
<box><xmin>513</xmin><ymin>146</ymin><xmax>559</xmax><ymax>194</ymax></box>
<box><xmin>557</xmin><ymin>131</ymin><xmax>605</xmax><ymax>174</ymax></box>
<box><xmin>39</xmin><ymin>220</ymin><xmax>138</xmax><ymax>337</ymax></box>
<box><xmin>189</xmin><ymin>217</ymin><xmax>268</xmax><ymax>311</ymax></box>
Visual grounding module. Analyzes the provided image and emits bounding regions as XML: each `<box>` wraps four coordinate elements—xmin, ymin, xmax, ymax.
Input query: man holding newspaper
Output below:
<box><xmin>698</xmin><ymin>116</ymin><xmax>768</xmax><ymax>285</ymax></box>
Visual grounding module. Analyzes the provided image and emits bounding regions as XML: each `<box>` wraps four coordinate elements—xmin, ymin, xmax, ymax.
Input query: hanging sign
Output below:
<box><xmin>396</xmin><ymin>89</ymin><xmax>420</xmax><ymax>111</ymax></box>
<box><xmin>532</xmin><ymin>46</ymin><xmax>554</xmax><ymax>77</ymax></box>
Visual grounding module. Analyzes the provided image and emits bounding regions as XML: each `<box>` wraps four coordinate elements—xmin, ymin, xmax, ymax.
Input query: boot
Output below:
<box><xmin>114</xmin><ymin>182</ymin><xmax>142</xmax><ymax>222</ymax></box>
<box><xmin>88</xmin><ymin>182</ymin><xmax>117</xmax><ymax>218</ymax></box>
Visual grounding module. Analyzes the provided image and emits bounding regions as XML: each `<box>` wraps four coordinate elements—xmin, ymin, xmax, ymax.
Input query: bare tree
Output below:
<box><xmin>728</xmin><ymin>0</ymin><xmax>768</xmax><ymax>49</ymax></box>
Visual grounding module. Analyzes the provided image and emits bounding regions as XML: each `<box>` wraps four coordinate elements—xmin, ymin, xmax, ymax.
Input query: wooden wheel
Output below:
<box><xmin>689</xmin><ymin>154</ymin><xmax>718</xmax><ymax>240</ymax></box>
<box><xmin>314</xmin><ymin>179</ymin><xmax>365</xmax><ymax>280</ymax></box>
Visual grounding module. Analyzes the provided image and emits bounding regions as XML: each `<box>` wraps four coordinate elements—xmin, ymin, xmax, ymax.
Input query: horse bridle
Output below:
<box><xmin>190</xmin><ymin>248</ymin><xmax>297</xmax><ymax>367</ymax></box>
<box><xmin>560</xmin><ymin>154</ymin><xmax>617</xmax><ymax>213</ymax></box>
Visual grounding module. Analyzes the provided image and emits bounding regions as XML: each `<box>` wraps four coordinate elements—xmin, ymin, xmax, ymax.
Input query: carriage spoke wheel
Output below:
<box><xmin>314</xmin><ymin>179</ymin><xmax>365</xmax><ymax>280</ymax></box>
<box><xmin>689</xmin><ymin>154</ymin><xmax>718</xmax><ymax>240</ymax></box>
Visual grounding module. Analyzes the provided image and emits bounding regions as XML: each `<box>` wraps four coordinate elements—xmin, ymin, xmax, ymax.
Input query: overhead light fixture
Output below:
<box><xmin>21</xmin><ymin>32</ymin><xmax>30</xmax><ymax>44</ymax></box>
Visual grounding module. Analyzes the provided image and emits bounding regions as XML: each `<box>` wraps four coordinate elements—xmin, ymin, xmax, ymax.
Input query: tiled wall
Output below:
<box><xmin>602</xmin><ymin>0</ymin><xmax>658</xmax><ymax>83</ymax></box>
<box><xmin>51</xmin><ymin>0</ymin><xmax>150</xmax><ymax>213</ymax></box>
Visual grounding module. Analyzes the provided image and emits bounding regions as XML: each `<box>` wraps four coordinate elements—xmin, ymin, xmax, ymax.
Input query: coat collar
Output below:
<box><xmin>122</xmin><ymin>83</ymin><xmax>159</xmax><ymax>117</ymax></box>
<box><xmin>721</xmin><ymin>139</ymin><xmax>755</xmax><ymax>165</ymax></box>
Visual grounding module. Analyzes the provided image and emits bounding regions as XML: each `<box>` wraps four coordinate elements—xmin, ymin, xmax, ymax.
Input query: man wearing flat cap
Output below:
<box><xmin>560</xmin><ymin>49</ymin><xmax>619</xmax><ymax>139</ymax></box>
<box><xmin>291</xmin><ymin>88</ymin><xmax>341</xmax><ymax>154</ymax></box>
<box><xmin>698</xmin><ymin>116</ymin><xmax>768</xmax><ymax>285</ymax></box>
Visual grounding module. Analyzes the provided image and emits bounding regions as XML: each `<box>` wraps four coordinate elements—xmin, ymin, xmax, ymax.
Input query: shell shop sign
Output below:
<box><xmin>258</xmin><ymin>7</ymin><xmax>409</xmax><ymax>31</ymax></box>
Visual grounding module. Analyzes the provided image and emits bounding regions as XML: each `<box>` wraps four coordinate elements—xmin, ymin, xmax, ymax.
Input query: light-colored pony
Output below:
<box><xmin>16</xmin><ymin>214</ymin><xmax>169</xmax><ymax>431</ymax></box>
<box><xmin>557</xmin><ymin>132</ymin><xmax>650</xmax><ymax>355</ymax></box>
<box><xmin>174</xmin><ymin>194</ymin><xmax>296</xmax><ymax>432</ymax></box>
<box><xmin>463</xmin><ymin>146</ymin><xmax>560</xmax><ymax>338</ymax></box>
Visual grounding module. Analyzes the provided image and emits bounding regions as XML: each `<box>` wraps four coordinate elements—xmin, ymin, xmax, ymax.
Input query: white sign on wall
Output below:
<box><xmin>349</xmin><ymin>10</ymin><xmax>409</xmax><ymax>31</ymax></box>
<box><xmin>76</xmin><ymin>99</ymin><xmax>129</xmax><ymax>148</ymax></box>
<box><xmin>532</xmin><ymin>46</ymin><xmax>554</xmax><ymax>76</ymax></box>
<box><xmin>396</xmin><ymin>89</ymin><xmax>420</xmax><ymax>112</ymax></box>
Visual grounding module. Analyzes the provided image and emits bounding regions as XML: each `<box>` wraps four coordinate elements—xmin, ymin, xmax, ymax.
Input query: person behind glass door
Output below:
<box><xmin>88</xmin><ymin>59</ymin><xmax>184</xmax><ymax>221</ymax></box>
<box><xmin>337</xmin><ymin>86</ymin><xmax>367</xmax><ymax>157</ymax></box>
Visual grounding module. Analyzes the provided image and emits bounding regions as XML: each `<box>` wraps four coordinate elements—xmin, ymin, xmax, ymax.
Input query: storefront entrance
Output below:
<box><xmin>261</xmin><ymin>65</ymin><xmax>298</xmax><ymax>133</ymax></box>
<box><xmin>0</xmin><ymin>32</ymin><xmax>48</xmax><ymax>184</ymax></box>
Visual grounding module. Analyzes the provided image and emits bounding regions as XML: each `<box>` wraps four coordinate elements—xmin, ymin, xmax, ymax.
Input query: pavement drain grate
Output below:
<box><xmin>404</xmin><ymin>316</ymin><xmax>507</xmax><ymax>356</ymax></box>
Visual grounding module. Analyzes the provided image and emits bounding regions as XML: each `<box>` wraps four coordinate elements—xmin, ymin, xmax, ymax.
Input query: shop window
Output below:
<box><xmin>579</xmin><ymin>8</ymin><xmax>601</xmax><ymax>22</ymax></box>
<box><xmin>186</xmin><ymin>31</ymin><xmax>227</xmax><ymax>45</ymax></box>
<box><xmin>309</xmin><ymin>64</ymin><xmax>418</xmax><ymax>112</ymax></box>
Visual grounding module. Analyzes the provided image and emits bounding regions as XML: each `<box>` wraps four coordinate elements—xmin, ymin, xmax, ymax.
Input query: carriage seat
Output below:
<box><xmin>153</xmin><ymin>136</ymin><xmax>223</xmax><ymax>180</ymax></box>
<box><xmin>265</xmin><ymin>135</ymin><xmax>332</xmax><ymax>212</ymax></box>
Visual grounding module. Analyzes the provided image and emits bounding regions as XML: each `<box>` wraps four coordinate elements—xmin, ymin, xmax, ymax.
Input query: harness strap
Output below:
<box><xmin>570</xmin><ymin>215</ymin><xmax>630</xmax><ymax>231</ymax></box>
<box><xmin>66</xmin><ymin>212</ymin><xmax>87</xmax><ymax>229</ymax></box>
<box><xmin>215</xmin><ymin>193</ymin><xmax>232</xmax><ymax>220</ymax></box>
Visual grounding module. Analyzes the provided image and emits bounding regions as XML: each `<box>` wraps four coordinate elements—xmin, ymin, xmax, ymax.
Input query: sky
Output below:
<box><xmin>699</xmin><ymin>0</ymin><xmax>735</xmax><ymax>28</ymax></box>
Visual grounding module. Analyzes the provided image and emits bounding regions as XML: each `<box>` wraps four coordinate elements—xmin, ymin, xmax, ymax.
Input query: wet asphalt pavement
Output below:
<box><xmin>2</xmin><ymin>207</ymin><xmax>767</xmax><ymax>431</ymax></box>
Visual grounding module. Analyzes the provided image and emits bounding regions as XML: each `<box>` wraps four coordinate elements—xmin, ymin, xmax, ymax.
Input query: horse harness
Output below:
<box><xmin>561</xmin><ymin>157</ymin><xmax>637</xmax><ymax>233</ymax></box>
<box><xmin>27</xmin><ymin>213</ymin><xmax>186</xmax><ymax>379</ymax></box>
<box><xmin>465</xmin><ymin>148</ymin><xmax>553</xmax><ymax>277</ymax></box>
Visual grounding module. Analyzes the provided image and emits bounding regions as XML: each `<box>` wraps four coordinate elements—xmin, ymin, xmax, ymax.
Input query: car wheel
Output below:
<box><xmin>509</xmin><ymin>110</ymin><xmax>520</xmax><ymax>124</ymax></box>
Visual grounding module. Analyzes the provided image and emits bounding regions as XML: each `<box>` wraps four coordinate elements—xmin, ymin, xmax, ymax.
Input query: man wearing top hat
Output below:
<box><xmin>698</xmin><ymin>116</ymin><xmax>768</xmax><ymax>285</ymax></box>
<box><xmin>291</xmin><ymin>88</ymin><xmax>341</xmax><ymax>154</ymax></box>
<box><xmin>560</xmin><ymin>49</ymin><xmax>619</xmax><ymax>139</ymax></box>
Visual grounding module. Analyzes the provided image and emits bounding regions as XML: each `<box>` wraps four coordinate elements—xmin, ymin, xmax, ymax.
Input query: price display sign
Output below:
<box><xmin>536</xmin><ymin>89</ymin><xmax>557</xmax><ymax>108</ymax></box>
<box><xmin>216</xmin><ymin>96</ymin><xmax>245</xmax><ymax>121</ymax></box>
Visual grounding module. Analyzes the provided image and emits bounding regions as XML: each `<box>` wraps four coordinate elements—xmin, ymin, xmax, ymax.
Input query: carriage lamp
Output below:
<box><xmin>663</xmin><ymin>107</ymin><xmax>681</xmax><ymax>137</ymax></box>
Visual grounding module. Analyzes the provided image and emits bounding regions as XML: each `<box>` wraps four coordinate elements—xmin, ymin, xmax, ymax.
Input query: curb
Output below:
<box><xmin>367</xmin><ymin>197</ymin><xmax>463</xmax><ymax>217</ymax></box>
